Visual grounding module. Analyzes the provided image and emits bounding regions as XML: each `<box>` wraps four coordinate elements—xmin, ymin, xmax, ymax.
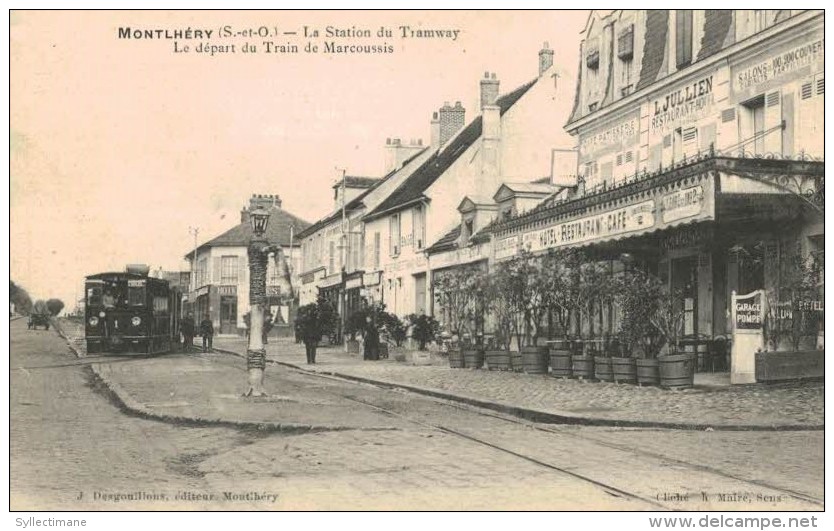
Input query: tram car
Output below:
<box><xmin>85</xmin><ymin>265</ymin><xmax>182</xmax><ymax>354</ymax></box>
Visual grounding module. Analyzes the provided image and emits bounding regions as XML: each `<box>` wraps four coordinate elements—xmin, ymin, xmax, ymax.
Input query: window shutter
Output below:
<box><xmin>675</xmin><ymin>10</ymin><xmax>693</xmax><ymax>67</ymax></box>
<box><xmin>764</xmin><ymin>90</ymin><xmax>782</xmax><ymax>153</ymax></box>
<box><xmin>721</xmin><ymin>108</ymin><xmax>736</xmax><ymax>123</ymax></box>
<box><xmin>801</xmin><ymin>81</ymin><xmax>813</xmax><ymax>100</ymax></box>
<box><xmin>816</xmin><ymin>75</ymin><xmax>824</xmax><ymax>95</ymax></box>
<box><xmin>617</xmin><ymin>25</ymin><xmax>634</xmax><ymax>60</ymax></box>
<box><xmin>616</xmin><ymin>153</ymin><xmax>623</xmax><ymax>166</ymax></box>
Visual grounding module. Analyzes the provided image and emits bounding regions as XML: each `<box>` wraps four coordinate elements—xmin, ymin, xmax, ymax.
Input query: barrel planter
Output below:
<box><xmin>511</xmin><ymin>351</ymin><xmax>524</xmax><ymax>372</ymax></box>
<box><xmin>549</xmin><ymin>346</ymin><xmax>573</xmax><ymax>378</ymax></box>
<box><xmin>522</xmin><ymin>346</ymin><xmax>549</xmax><ymax>375</ymax></box>
<box><xmin>635</xmin><ymin>358</ymin><xmax>660</xmax><ymax>386</ymax></box>
<box><xmin>346</xmin><ymin>339</ymin><xmax>361</xmax><ymax>354</ymax></box>
<box><xmin>659</xmin><ymin>353</ymin><xmax>697</xmax><ymax>389</ymax></box>
<box><xmin>594</xmin><ymin>356</ymin><xmax>614</xmax><ymax>382</ymax></box>
<box><xmin>572</xmin><ymin>354</ymin><xmax>595</xmax><ymax>380</ymax></box>
<box><xmin>463</xmin><ymin>348</ymin><xmax>485</xmax><ymax>369</ymax></box>
<box><xmin>485</xmin><ymin>350</ymin><xmax>511</xmax><ymax>371</ymax></box>
<box><xmin>448</xmin><ymin>349</ymin><xmax>465</xmax><ymax>369</ymax></box>
<box><xmin>611</xmin><ymin>357</ymin><xmax>637</xmax><ymax>384</ymax></box>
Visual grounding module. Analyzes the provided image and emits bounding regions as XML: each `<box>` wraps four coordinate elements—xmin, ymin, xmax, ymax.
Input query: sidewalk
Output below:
<box><xmin>53</xmin><ymin>320</ymin><xmax>402</xmax><ymax>432</ymax></box>
<box><xmin>213</xmin><ymin>336</ymin><xmax>824</xmax><ymax>430</ymax></box>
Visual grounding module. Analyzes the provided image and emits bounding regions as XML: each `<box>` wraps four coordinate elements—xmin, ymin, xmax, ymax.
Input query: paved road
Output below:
<box><xmin>10</xmin><ymin>319</ymin><xmax>823</xmax><ymax>510</ymax></box>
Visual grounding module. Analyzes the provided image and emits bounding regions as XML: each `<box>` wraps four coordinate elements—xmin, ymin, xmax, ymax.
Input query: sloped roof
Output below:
<box><xmin>498</xmin><ymin>182</ymin><xmax>561</xmax><ymax>195</ymax></box>
<box><xmin>364</xmin><ymin>78</ymin><xmax>538</xmax><ymax>221</ymax></box>
<box><xmin>425</xmin><ymin>224</ymin><xmax>461</xmax><ymax>254</ymax></box>
<box><xmin>331</xmin><ymin>175</ymin><xmax>379</xmax><ymax>189</ymax></box>
<box><xmin>188</xmin><ymin>206</ymin><xmax>311</xmax><ymax>258</ymax></box>
<box><xmin>296</xmin><ymin>149</ymin><xmax>428</xmax><ymax>240</ymax></box>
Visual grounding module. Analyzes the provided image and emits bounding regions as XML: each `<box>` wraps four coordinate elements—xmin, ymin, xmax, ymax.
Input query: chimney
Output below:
<box><xmin>240</xmin><ymin>207</ymin><xmax>250</xmax><ymax>224</ymax></box>
<box><xmin>430</xmin><ymin>111</ymin><xmax>441</xmax><ymax>147</ymax></box>
<box><xmin>438</xmin><ymin>101</ymin><xmax>466</xmax><ymax>146</ymax></box>
<box><xmin>384</xmin><ymin>137</ymin><xmax>425</xmax><ymax>173</ymax></box>
<box><xmin>539</xmin><ymin>42</ymin><xmax>554</xmax><ymax>76</ymax></box>
<box><xmin>480</xmin><ymin>72</ymin><xmax>500</xmax><ymax>109</ymax></box>
<box><xmin>248</xmin><ymin>194</ymin><xmax>282</xmax><ymax>211</ymax></box>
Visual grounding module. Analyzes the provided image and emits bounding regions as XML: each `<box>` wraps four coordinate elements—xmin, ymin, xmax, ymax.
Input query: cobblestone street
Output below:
<box><xmin>10</xmin><ymin>320</ymin><xmax>824</xmax><ymax>510</ymax></box>
<box><xmin>213</xmin><ymin>337</ymin><xmax>824</xmax><ymax>428</ymax></box>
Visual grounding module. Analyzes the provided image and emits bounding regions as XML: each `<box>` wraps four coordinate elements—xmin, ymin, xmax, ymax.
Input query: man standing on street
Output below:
<box><xmin>199</xmin><ymin>314</ymin><xmax>214</xmax><ymax>352</ymax></box>
<box><xmin>181</xmin><ymin>312</ymin><xmax>195</xmax><ymax>351</ymax></box>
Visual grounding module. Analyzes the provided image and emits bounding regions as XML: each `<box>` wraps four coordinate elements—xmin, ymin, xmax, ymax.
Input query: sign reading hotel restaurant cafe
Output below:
<box><xmin>430</xmin><ymin>244</ymin><xmax>488</xmax><ymax>270</ymax></box>
<box><xmin>734</xmin><ymin>39</ymin><xmax>824</xmax><ymax>92</ymax></box>
<box><xmin>734</xmin><ymin>291</ymin><xmax>763</xmax><ymax>330</ymax></box>
<box><xmin>662</xmin><ymin>185</ymin><xmax>705</xmax><ymax>223</ymax></box>
<box><xmin>522</xmin><ymin>200</ymin><xmax>655</xmax><ymax>253</ymax></box>
<box><xmin>495</xmin><ymin>235</ymin><xmax>520</xmax><ymax>260</ymax></box>
<box><xmin>650</xmin><ymin>75</ymin><xmax>714</xmax><ymax>134</ymax></box>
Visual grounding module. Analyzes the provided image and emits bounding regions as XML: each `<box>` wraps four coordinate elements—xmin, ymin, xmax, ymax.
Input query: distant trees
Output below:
<box><xmin>9</xmin><ymin>280</ymin><xmax>33</xmax><ymax>315</ymax></box>
<box><xmin>46</xmin><ymin>299</ymin><xmax>65</xmax><ymax>316</ymax></box>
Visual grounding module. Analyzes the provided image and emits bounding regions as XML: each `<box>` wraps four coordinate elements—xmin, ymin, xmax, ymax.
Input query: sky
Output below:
<box><xmin>10</xmin><ymin>10</ymin><xmax>589</xmax><ymax>308</ymax></box>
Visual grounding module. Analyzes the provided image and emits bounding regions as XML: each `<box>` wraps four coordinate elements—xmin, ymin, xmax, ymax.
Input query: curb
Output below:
<box><xmin>214</xmin><ymin>347</ymin><xmax>823</xmax><ymax>432</ymax></box>
<box><xmin>52</xmin><ymin>325</ymin><xmax>388</xmax><ymax>433</ymax></box>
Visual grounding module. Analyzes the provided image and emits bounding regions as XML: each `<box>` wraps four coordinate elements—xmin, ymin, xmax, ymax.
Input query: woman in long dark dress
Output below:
<box><xmin>363</xmin><ymin>316</ymin><xmax>379</xmax><ymax>361</ymax></box>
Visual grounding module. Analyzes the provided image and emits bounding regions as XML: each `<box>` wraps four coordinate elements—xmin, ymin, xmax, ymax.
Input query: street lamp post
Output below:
<box><xmin>244</xmin><ymin>207</ymin><xmax>271</xmax><ymax>397</ymax></box>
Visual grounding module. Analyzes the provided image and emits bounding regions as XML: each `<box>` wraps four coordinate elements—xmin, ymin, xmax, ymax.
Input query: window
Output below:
<box><xmin>128</xmin><ymin>286</ymin><xmax>145</xmax><ymax>306</ymax></box>
<box><xmin>462</xmin><ymin>218</ymin><xmax>475</xmax><ymax>245</ymax></box>
<box><xmin>221</xmin><ymin>256</ymin><xmax>238</xmax><ymax>284</ymax></box>
<box><xmin>676</xmin><ymin>10</ymin><xmax>693</xmax><ymax>69</ymax></box>
<box><xmin>197</xmin><ymin>257</ymin><xmax>208</xmax><ymax>287</ymax></box>
<box><xmin>412</xmin><ymin>205</ymin><xmax>426</xmax><ymax>250</ymax></box>
<box><xmin>373</xmin><ymin>232</ymin><xmax>381</xmax><ymax>270</ymax></box>
<box><xmin>329</xmin><ymin>241</ymin><xmax>335</xmax><ymax>272</ymax></box>
<box><xmin>389</xmin><ymin>213</ymin><xmax>401</xmax><ymax>256</ymax></box>
<box><xmin>741</xmin><ymin>95</ymin><xmax>765</xmax><ymax>155</ymax></box>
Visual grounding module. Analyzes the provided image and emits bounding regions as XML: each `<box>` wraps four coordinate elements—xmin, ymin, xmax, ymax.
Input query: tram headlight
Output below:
<box><xmin>88</xmin><ymin>316</ymin><xmax>99</xmax><ymax>326</ymax></box>
<box><xmin>131</xmin><ymin>316</ymin><xmax>142</xmax><ymax>327</ymax></box>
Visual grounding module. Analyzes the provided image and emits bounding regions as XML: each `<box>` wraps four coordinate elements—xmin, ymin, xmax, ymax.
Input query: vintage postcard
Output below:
<box><xmin>9</xmin><ymin>9</ymin><xmax>824</xmax><ymax>513</ymax></box>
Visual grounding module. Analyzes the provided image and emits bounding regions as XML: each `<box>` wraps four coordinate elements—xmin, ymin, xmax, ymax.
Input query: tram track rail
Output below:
<box><xmin>185</xmin><ymin>349</ymin><xmax>824</xmax><ymax>510</ymax></box>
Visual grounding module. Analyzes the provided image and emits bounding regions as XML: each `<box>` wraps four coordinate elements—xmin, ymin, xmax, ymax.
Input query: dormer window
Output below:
<box><xmin>617</xmin><ymin>25</ymin><xmax>634</xmax><ymax>60</ymax></box>
<box><xmin>586</xmin><ymin>46</ymin><xmax>600</xmax><ymax>69</ymax></box>
<box><xmin>461</xmin><ymin>218</ymin><xmax>475</xmax><ymax>246</ymax></box>
<box><xmin>676</xmin><ymin>10</ymin><xmax>693</xmax><ymax>69</ymax></box>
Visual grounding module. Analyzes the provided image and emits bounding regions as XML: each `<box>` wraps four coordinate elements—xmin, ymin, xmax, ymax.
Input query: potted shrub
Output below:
<box><xmin>500</xmin><ymin>250</ymin><xmax>550</xmax><ymax>374</ymax></box>
<box><xmin>541</xmin><ymin>248</ymin><xmax>586</xmax><ymax>378</ymax></box>
<box><xmin>612</xmin><ymin>268</ymin><xmax>665</xmax><ymax>385</ymax></box>
<box><xmin>650</xmin><ymin>288</ymin><xmax>691</xmax><ymax>389</ymax></box>
<box><xmin>572</xmin><ymin>340</ymin><xmax>595</xmax><ymax>379</ymax></box>
<box><xmin>483</xmin><ymin>269</ymin><xmax>513</xmax><ymax>370</ymax></box>
<box><xmin>433</xmin><ymin>264</ymin><xmax>485</xmax><ymax>368</ymax></box>
<box><xmin>594</xmin><ymin>334</ymin><xmax>615</xmax><ymax>382</ymax></box>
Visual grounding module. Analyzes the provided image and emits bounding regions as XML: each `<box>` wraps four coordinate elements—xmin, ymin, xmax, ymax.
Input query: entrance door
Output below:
<box><xmin>672</xmin><ymin>256</ymin><xmax>699</xmax><ymax>337</ymax></box>
<box><xmin>220</xmin><ymin>296</ymin><xmax>237</xmax><ymax>335</ymax></box>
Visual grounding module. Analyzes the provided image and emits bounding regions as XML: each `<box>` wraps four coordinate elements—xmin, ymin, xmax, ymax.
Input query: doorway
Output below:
<box><xmin>671</xmin><ymin>256</ymin><xmax>699</xmax><ymax>336</ymax></box>
<box><xmin>220</xmin><ymin>296</ymin><xmax>237</xmax><ymax>335</ymax></box>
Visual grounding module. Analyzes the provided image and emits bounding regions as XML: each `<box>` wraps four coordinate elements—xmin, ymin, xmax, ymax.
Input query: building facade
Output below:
<box><xmin>363</xmin><ymin>44</ymin><xmax>577</xmax><ymax>320</ymax></box>
<box><xmin>185</xmin><ymin>194</ymin><xmax>310</xmax><ymax>336</ymax></box>
<box><xmin>488</xmin><ymin>10</ymin><xmax>824</xmax><ymax>382</ymax></box>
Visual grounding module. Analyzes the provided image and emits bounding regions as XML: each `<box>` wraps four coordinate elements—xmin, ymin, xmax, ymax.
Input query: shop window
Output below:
<box><xmin>675</xmin><ymin>10</ymin><xmax>693</xmax><ymax>69</ymax></box>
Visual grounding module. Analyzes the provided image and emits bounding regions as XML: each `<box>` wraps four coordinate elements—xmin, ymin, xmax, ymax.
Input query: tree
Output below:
<box><xmin>46</xmin><ymin>298</ymin><xmax>65</xmax><ymax>316</ymax></box>
<box><xmin>379</xmin><ymin>312</ymin><xmax>407</xmax><ymax>346</ymax></box>
<box><xmin>432</xmin><ymin>264</ymin><xmax>485</xmax><ymax>343</ymax></box>
<box><xmin>406</xmin><ymin>314</ymin><xmax>440</xmax><ymax>350</ymax></box>
<box><xmin>614</xmin><ymin>269</ymin><xmax>665</xmax><ymax>357</ymax></box>
<box><xmin>483</xmin><ymin>267</ymin><xmax>515</xmax><ymax>350</ymax></box>
<box><xmin>10</xmin><ymin>280</ymin><xmax>33</xmax><ymax>315</ymax></box>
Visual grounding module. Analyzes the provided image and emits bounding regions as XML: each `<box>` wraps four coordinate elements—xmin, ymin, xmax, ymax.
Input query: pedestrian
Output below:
<box><xmin>199</xmin><ymin>314</ymin><xmax>214</xmax><ymax>352</ymax></box>
<box><xmin>262</xmin><ymin>310</ymin><xmax>273</xmax><ymax>345</ymax></box>
<box><xmin>363</xmin><ymin>315</ymin><xmax>380</xmax><ymax>361</ymax></box>
<box><xmin>181</xmin><ymin>312</ymin><xmax>195</xmax><ymax>350</ymax></box>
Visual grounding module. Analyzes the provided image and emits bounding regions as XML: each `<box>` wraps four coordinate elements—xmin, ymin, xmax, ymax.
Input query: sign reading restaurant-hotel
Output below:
<box><xmin>650</xmin><ymin>75</ymin><xmax>714</xmax><ymax>134</ymax></box>
<box><xmin>521</xmin><ymin>200</ymin><xmax>655</xmax><ymax>253</ymax></box>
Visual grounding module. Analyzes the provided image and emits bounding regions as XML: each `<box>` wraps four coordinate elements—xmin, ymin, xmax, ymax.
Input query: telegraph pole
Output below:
<box><xmin>188</xmin><ymin>226</ymin><xmax>199</xmax><ymax>316</ymax></box>
<box><xmin>336</xmin><ymin>167</ymin><xmax>348</xmax><ymax>350</ymax></box>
